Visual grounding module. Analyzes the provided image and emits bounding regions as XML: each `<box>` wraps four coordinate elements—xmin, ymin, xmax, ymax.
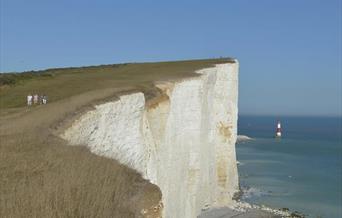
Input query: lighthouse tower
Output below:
<box><xmin>276</xmin><ymin>121</ymin><xmax>282</xmax><ymax>137</ymax></box>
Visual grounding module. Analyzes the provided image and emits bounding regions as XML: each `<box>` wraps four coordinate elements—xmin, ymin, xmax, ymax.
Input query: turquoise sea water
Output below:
<box><xmin>236</xmin><ymin>116</ymin><xmax>342</xmax><ymax>218</ymax></box>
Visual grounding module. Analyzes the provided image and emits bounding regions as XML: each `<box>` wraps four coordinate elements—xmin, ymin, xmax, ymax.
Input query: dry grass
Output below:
<box><xmin>0</xmin><ymin>58</ymin><xmax>233</xmax><ymax>218</ymax></box>
<box><xmin>0</xmin><ymin>133</ymin><xmax>160</xmax><ymax>218</ymax></box>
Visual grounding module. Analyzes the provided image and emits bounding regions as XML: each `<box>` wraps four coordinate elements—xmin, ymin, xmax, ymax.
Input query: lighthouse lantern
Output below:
<box><xmin>276</xmin><ymin>121</ymin><xmax>282</xmax><ymax>137</ymax></box>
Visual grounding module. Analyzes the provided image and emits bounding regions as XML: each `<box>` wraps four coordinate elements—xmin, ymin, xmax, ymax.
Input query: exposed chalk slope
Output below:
<box><xmin>61</xmin><ymin>62</ymin><xmax>239</xmax><ymax>218</ymax></box>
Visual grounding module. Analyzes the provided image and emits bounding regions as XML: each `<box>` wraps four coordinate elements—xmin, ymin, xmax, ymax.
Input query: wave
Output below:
<box><xmin>240</xmin><ymin>186</ymin><xmax>271</xmax><ymax>200</ymax></box>
<box><xmin>236</xmin><ymin>135</ymin><xmax>253</xmax><ymax>143</ymax></box>
<box><xmin>240</xmin><ymin>184</ymin><xmax>292</xmax><ymax>201</ymax></box>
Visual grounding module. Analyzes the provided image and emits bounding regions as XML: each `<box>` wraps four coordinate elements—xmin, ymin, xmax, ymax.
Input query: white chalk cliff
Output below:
<box><xmin>61</xmin><ymin>62</ymin><xmax>239</xmax><ymax>218</ymax></box>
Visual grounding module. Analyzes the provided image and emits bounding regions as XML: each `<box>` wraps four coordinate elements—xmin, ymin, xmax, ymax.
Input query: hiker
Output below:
<box><xmin>39</xmin><ymin>95</ymin><xmax>43</xmax><ymax>104</ymax></box>
<box><xmin>33</xmin><ymin>94</ymin><xmax>39</xmax><ymax>104</ymax></box>
<box><xmin>42</xmin><ymin>95</ymin><xmax>47</xmax><ymax>104</ymax></box>
<box><xmin>27</xmin><ymin>94</ymin><xmax>33</xmax><ymax>106</ymax></box>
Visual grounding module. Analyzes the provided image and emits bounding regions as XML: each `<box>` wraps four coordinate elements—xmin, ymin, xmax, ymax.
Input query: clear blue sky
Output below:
<box><xmin>1</xmin><ymin>0</ymin><xmax>341</xmax><ymax>116</ymax></box>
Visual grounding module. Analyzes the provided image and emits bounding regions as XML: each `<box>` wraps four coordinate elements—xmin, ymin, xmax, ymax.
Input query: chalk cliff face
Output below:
<box><xmin>61</xmin><ymin>62</ymin><xmax>239</xmax><ymax>218</ymax></box>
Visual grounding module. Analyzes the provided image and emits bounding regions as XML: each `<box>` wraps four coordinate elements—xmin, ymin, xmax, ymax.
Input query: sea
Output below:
<box><xmin>236</xmin><ymin>116</ymin><xmax>342</xmax><ymax>218</ymax></box>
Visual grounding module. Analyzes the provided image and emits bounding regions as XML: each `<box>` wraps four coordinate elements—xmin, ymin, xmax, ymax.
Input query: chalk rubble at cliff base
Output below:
<box><xmin>199</xmin><ymin>201</ymin><xmax>291</xmax><ymax>218</ymax></box>
<box><xmin>61</xmin><ymin>63</ymin><xmax>240</xmax><ymax>218</ymax></box>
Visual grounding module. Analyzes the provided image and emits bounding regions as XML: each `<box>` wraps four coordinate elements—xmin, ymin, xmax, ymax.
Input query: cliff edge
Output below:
<box><xmin>61</xmin><ymin>62</ymin><xmax>239</xmax><ymax>218</ymax></box>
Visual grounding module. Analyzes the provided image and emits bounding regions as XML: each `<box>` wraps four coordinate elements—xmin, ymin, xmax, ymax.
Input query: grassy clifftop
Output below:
<box><xmin>0</xmin><ymin>58</ymin><xmax>234</xmax><ymax>218</ymax></box>
<box><xmin>0</xmin><ymin>58</ymin><xmax>234</xmax><ymax>109</ymax></box>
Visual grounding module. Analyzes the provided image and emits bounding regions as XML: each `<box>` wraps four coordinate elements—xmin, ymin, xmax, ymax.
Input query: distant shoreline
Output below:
<box><xmin>199</xmin><ymin>201</ymin><xmax>293</xmax><ymax>218</ymax></box>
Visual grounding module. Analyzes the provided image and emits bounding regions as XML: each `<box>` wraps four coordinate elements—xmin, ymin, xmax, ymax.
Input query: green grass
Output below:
<box><xmin>0</xmin><ymin>70</ymin><xmax>56</xmax><ymax>86</ymax></box>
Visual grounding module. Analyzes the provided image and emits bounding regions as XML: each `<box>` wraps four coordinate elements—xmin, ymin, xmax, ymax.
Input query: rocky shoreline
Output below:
<box><xmin>199</xmin><ymin>186</ymin><xmax>306</xmax><ymax>218</ymax></box>
<box><xmin>199</xmin><ymin>200</ymin><xmax>306</xmax><ymax>218</ymax></box>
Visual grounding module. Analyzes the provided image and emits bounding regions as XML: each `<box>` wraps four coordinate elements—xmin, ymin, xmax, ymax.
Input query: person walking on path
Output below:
<box><xmin>33</xmin><ymin>94</ymin><xmax>39</xmax><ymax>104</ymax></box>
<box><xmin>39</xmin><ymin>95</ymin><xmax>43</xmax><ymax>104</ymax></box>
<box><xmin>27</xmin><ymin>94</ymin><xmax>33</xmax><ymax>106</ymax></box>
<box><xmin>42</xmin><ymin>94</ymin><xmax>47</xmax><ymax>104</ymax></box>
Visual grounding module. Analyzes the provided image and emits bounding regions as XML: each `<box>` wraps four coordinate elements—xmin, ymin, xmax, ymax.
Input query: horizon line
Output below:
<box><xmin>239</xmin><ymin>114</ymin><xmax>342</xmax><ymax>118</ymax></box>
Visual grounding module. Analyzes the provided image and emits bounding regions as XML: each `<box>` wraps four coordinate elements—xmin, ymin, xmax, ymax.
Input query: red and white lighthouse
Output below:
<box><xmin>275</xmin><ymin>121</ymin><xmax>282</xmax><ymax>137</ymax></box>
